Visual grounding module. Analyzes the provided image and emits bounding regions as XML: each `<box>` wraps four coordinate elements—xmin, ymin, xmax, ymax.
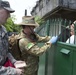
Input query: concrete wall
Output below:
<box><xmin>31</xmin><ymin>0</ymin><xmax>76</xmax><ymax>17</ymax></box>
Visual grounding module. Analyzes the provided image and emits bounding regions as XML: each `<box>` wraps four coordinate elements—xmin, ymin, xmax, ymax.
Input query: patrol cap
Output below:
<box><xmin>18</xmin><ymin>16</ymin><xmax>39</xmax><ymax>27</ymax></box>
<box><xmin>0</xmin><ymin>0</ymin><xmax>15</xmax><ymax>13</ymax></box>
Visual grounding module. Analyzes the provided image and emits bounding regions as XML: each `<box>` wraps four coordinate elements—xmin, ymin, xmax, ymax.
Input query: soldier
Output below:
<box><xmin>0</xmin><ymin>0</ymin><xmax>26</xmax><ymax>75</ymax></box>
<box><xmin>9</xmin><ymin>16</ymin><xmax>58</xmax><ymax>75</ymax></box>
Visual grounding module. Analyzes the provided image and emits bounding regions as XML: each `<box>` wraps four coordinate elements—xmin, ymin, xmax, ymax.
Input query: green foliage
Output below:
<box><xmin>35</xmin><ymin>16</ymin><xmax>45</xmax><ymax>25</ymax></box>
<box><xmin>5</xmin><ymin>15</ymin><xmax>21</xmax><ymax>32</ymax></box>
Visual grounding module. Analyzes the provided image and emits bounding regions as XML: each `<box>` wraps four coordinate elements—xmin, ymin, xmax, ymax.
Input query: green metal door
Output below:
<box><xmin>37</xmin><ymin>18</ymin><xmax>76</xmax><ymax>75</ymax></box>
<box><xmin>54</xmin><ymin>42</ymin><xmax>76</xmax><ymax>75</ymax></box>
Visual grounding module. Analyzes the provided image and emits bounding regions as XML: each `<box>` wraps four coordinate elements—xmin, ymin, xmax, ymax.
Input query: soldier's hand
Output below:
<box><xmin>47</xmin><ymin>36</ymin><xmax>58</xmax><ymax>44</ymax></box>
<box><xmin>16</xmin><ymin>68</ymin><xmax>24</xmax><ymax>75</ymax></box>
<box><xmin>14</xmin><ymin>60</ymin><xmax>27</xmax><ymax>69</ymax></box>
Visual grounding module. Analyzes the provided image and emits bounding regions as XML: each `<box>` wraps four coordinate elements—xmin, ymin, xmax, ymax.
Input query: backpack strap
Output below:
<box><xmin>17</xmin><ymin>38</ymin><xmax>22</xmax><ymax>58</ymax></box>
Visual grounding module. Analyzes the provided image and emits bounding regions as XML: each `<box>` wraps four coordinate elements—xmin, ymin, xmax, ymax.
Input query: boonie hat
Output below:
<box><xmin>18</xmin><ymin>16</ymin><xmax>39</xmax><ymax>27</ymax></box>
<box><xmin>0</xmin><ymin>0</ymin><xmax>15</xmax><ymax>13</ymax></box>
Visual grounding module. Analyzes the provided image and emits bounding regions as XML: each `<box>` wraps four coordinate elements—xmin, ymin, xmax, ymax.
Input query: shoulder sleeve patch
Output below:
<box><xmin>26</xmin><ymin>43</ymin><xmax>34</xmax><ymax>50</ymax></box>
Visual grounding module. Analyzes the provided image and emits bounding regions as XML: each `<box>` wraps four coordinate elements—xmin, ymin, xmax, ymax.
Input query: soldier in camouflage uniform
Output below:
<box><xmin>9</xmin><ymin>16</ymin><xmax>57</xmax><ymax>75</ymax></box>
<box><xmin>10</xmin><ymin>16</ymin><xmax>57</xmax><ymax>75</ymax></box>
<box><xmin>0</xmin><ymin>1</ymin><xmax>25</xmax><ymax>75</ymax></box>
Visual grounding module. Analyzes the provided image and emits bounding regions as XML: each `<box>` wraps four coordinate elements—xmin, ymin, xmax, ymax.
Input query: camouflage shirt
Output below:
<box><xmin>18</xmin><ymin>31</ymin><xmax>51</xmax><ymax>75</ymax></box>
<box><xmin>0</xmin><ymin>25</ymin><xmax>17</xmax><ymax>75</ymax></box>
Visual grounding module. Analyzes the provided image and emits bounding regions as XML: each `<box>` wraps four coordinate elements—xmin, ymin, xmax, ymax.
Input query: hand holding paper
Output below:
<box><xmin>14</xmin><ymin>61</ymin><xmax>27</xmax><ymax>69</ymax></box>
<box><xmin>48</xmin><ymin>36</ymin><xmax>58</xmax><ymax>44</ymax></box>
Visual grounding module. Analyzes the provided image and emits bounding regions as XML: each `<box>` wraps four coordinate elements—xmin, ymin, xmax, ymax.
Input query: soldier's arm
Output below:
<box><xmin>7</xmin><ymin>53</ymin><xmax>17</xmax><ymax>64</ymax></box>
<box><xmin>19</xmin><ymin>38</ymin><xmax>51</xmax><ymax>56</ymax></box>
<box><xmin>27</xmin><ymin>43</ymin><xmax>51</xmax><ymax>56</ymax></box>
<box><xmin>36</xmin><ymin>34</ymin><xmax>51</xmax><ymax>42</ymax></box>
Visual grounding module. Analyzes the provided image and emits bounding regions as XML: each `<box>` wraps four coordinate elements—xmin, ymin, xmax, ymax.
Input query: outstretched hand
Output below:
<box><xmin>48</xmin><ymin>36</ymin><xmax>58</xmax><ymax>44</ymax></box>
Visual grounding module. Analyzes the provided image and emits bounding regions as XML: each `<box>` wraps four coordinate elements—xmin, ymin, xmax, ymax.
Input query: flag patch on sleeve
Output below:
<box><xmin>26</xmin><ymin>43</ymin><xmax>34</xmax><ymax>49</ymax></box>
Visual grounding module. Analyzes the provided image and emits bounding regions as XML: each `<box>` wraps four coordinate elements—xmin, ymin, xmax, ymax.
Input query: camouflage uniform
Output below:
<box><xmin>9</xmin><ymin>16</ymin><xmax>51</xmax><ymax>75</ymax></box>
<box><xmin>17</xmin><ymin>31</ymin><xmax>51</xmax><ymax>75</ymax></box>
<box><xmin>0</xmin><ymin>25</ymin><xmax>17</xmax><ymax>75</ymax></box>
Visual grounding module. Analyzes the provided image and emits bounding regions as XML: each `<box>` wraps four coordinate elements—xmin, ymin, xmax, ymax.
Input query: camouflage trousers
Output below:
<box><xmin>24</xmin><ymin>69</ymin><xmax>38</xmax><ymax>75</ymax></box>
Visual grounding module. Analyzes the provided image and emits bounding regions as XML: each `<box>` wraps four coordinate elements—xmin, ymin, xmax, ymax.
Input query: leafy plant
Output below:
<box><xmin>5</xmin><ymin>15</ymin><xmax>21</xmax><ymax>32</ymax></box>
<box><xmin>35</xmin><ymin>16</ymin><xmax>45</xmax><ymax>25</ymax></box>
